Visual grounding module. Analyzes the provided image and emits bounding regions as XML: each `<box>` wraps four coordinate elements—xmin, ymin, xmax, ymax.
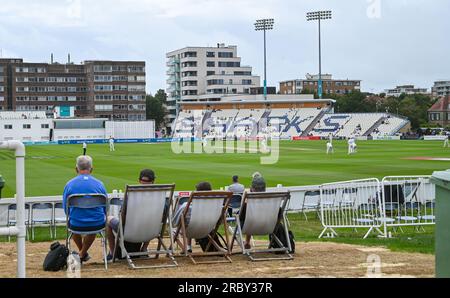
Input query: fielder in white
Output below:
<box><xmin>326</xmin><ymin>141</ymin><xmax>334</xmax><ymax>154</ymax></box>
<box><xmin>444</xmin><ymin>135</ymin><xmax>449</xmax><ymax>148</ymax></box>
<box><xmin>109</xmin><ymin>137</ymin><xmax>115</xmax><ymax>152</ymax></box>
<box><xmin>348</xmin><ymin>137</ymin><xmax>357</xmax><ymax>155</ymax></box>
<box><xmin>260</xmin><ymin>135</ymin><xmax>269</xmax><ymax>152</ymax></box>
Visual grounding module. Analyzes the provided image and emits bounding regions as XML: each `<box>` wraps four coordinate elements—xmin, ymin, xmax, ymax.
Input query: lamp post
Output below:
<box><xmin>254</xmin><ymin>18</ymin><xmax>274</xmax><ymax>101</ymax></box>
<box><xmin>307</xmin><ymin>10</ymin><xmax>332</xmax><ymax>99</ymax></box>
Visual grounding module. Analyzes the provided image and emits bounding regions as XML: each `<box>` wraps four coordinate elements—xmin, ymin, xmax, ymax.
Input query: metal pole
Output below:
<box><xmin>263</xmin><ymin>27</ymin><xmax>267</xmax><ymax>100</ymax></box>
<box><xmin>0</xmin><ymin>141</ymin><xmax>26</xmax><ymax>278</ymax></box>
<box><xmin>318</xmin><ymin>17</ymin><xmax>322</xmax><ymax>99</ymax></box>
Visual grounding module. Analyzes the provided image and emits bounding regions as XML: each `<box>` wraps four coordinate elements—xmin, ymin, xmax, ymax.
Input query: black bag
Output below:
<box><xmin>197</xmin><ymin>232</ymin><xmax>226</xmax><ymax>252</ymax></box>
<box><xmin>115</xmin><ymin>241</ymin><xmax>144</xmax><ymax>260</ymax></box>
<box><xmin>43</xmin><ymin>242</ymin><xmax>69</xmax><ymax>272</ymax></box>
<box><xmin>269</xmin><ymin>223</ymin><xmax>295</xmax><ymax>254</ymax></box>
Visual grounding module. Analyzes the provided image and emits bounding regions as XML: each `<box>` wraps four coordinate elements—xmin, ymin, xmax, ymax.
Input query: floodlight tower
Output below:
<box><xmin>307</xmin><ymin>10</ymin><xmax>332</xmax><ymax>99</ymax></box>
<box><xmin>254</xmin><ymin>18</ymin><xmax>274</xmax><ymax>100</ymax></box>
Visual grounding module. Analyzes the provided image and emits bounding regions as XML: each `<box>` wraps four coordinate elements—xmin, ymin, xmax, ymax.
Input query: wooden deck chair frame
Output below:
<box><xmin>112</xmin><ymin>184</ymin><xmax>178</xmax><ymax>269</ymax></box>
<box><xmin>172</xmin><ymin>191</ymin><xmax>233</xmax><ymax>265</ymax></box>
<box><xmin>66</xmin><ymin>193</ymin><xmax>109</xmax><ymax>270</ymax></box>
<box><xmin>230</xmin><ymin>191</ymin><xmax>293</xmax><ymax>262</ymax></box>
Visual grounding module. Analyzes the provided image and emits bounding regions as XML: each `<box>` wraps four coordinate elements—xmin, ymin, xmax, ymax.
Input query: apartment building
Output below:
<box><xmin>0</xmin><ymin>58</ymin><xmax>146</xmax><ymax>121</ymax></box>
<box><xmin>279</xmin><ymin>74</ymin><xmax>361</xmax><ymax>95</ymax></box>
<box><xmin>432</xmin><ymin>80</ymin><xmax>450</xmax><ymax>98</ymax></box>
<box><xmin>385</xmin><ymin>85</ymin><xmax>429</xmax><ymax>97</ymax></box>
<box><xmin>166</xmin><ymin>44</ymin><xmax>260</xmax><ymax>124</ymax></box>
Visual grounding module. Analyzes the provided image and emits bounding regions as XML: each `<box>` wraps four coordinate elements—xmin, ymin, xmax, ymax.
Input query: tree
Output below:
<box><xmin>146</xmin><ymin>89</ymin><xmax>168</xmax><ymax>130</ymax></box>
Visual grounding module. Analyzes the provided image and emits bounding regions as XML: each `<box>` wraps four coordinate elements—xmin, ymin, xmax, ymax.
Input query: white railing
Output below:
<box><xmin>318</xmin><ymin>178</ymin><xmax>384</xmax><ymax>239</ymax></box>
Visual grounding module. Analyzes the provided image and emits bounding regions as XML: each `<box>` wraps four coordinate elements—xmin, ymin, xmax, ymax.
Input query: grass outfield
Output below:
<box><xmin>0</xmin><ymin>140</ymin><xmax>447</xmax><ymax>254</ymax></box>
<box><xmin>0</xmin><ymin>140</ymin><xmax>449</xmax><ymax>197</ymax></box>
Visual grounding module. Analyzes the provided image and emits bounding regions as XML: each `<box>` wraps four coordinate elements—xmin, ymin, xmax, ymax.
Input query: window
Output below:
<box><xmin>94</xmin><ymin>65</ymin><xmax>112</xmax><ymax>72</ymax></box>
<box><xmin>218</xmin><ymin>62</ymin><xmax>240</xmax><ymax>67</ymax></box>
<box><xmin>207</xmin><ymin>79</ymin><xmax>224</xmax><ymax>85</ymax></box>
<box><xmin>41</xmin><ymin>124</ymin><xmax>50</xmax><ymax>129</ymax></box>
<box><xmin>182</xmin><ymin>51</ymin><xmax>197</xmax><ymax>58</ymax></box>
<box><xmin>207</xmin><ymin>61</ymin><xmax>215</xmax><ymax>67</ymax></box>
<box><xmin>206</xmin><ymin>52</ymin><xmax>215</xmax><ymax>58</ymax></box>
<box><xmin>94</xmin><ymin>85</ymin><xmax>113</xmax><ymax>91</ymax></box>
<box><xmin>218</xmin><ymin>52</ymin><xmax>233</xmax><ymax>58</ymax></box>
<box><xmin>23</xmin><ymin>124</ymin><xmax>31</xmax><ymax>129</ymax></box>
<box><xmin>234</xmin><ymin>71</ymin><xmax>251</xmax><ymax>75</ymax></box>
<box><xmin>127</xmin><ymin>66</ymin><xmax>145</xmax><ymax>73</ymax></box>
<box><xmin>4</xmin><ymin>124</ymin><xmax>12</xmax><ymax>129</ymax></box>
<box><xmin>95</xmin><ymin>104</ymin><xmax>113</xmax><ymax>111</ymax></box>
<box><xmin>128</xmin><ymin>85</ymin><xmax>145</xmax><ymax>92</ymax></box>
<box><xmin>207</xmin><ymin>71</ymin><xmax>215</xmax><ymax>76</ymax></box>
<box><xmin>242</xmin><ymin>79</ymin><xmax>252</xmax><ymax>85</ymax></box>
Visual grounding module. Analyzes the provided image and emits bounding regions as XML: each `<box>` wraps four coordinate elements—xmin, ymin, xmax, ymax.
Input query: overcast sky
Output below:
<box><xmin>0</xmin><ymin>0</ymin><xmax>448</xmax><ymax>94</ymax></box>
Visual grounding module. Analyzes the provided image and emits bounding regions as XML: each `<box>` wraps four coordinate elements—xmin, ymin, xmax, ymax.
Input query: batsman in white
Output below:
<box><xmin>444</xmin><ymin>134</ymin><xmax>449</xmax><ymax>148</ymax></box>
<box><xmin>109</xmin><ymin>136</ymin><xmax>115</xmax><ymax>152</ymax></box>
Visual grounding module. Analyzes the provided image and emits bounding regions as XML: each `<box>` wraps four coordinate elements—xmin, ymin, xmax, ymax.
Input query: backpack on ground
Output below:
<box><xmin>43</xmin><ymin>242</ymin><xmax>69</xmax><ymax>272</ymax></box>
<box><xmin>197</xmin><ymin>231</ymin><xmax>227</xmax><ymax>252</ymax></box>
<box><xmin>269</xmin><ymin>222</ymin><xmax>295</xmax><ymax>254</ymax></box>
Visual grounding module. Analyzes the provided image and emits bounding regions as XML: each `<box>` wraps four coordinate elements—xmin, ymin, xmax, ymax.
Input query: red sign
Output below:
<box><xmin>292</xmin><ymin>136</ymin><xmax>321</xmax><ymax>141</ymax></box>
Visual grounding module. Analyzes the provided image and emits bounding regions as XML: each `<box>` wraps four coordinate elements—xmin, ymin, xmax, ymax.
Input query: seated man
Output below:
<box><xmin>172</xmin><ymin>181</ymin><xmax>212</xmax><ymax>253</ymax></box>
<box><xmin>228</xmin><ymin>175</ymin><xmax>245</xmax><ymax>195</ymax></box>
<box><xmin>63</xmin><ymin>155</ymin><xmax>108</xmax><ymax>263</ymax></box>
<box><xmin>242</xmin><ymin>172</ymin><xmax>266</xmax><ymax>250</ymax></box>
<box><xmin>106</xmin><ymin>169</ymin><xmax>156</xmax><ymax>261</ymax></box>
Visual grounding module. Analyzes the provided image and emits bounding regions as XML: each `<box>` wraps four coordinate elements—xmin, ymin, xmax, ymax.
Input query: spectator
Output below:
<box><xmin>63</xmin><ymin>155</ymin><xmax>108</xmax><ymax>263</ymax></box>
<box><xmin>228</xmin><ymin>175</ymin><xmax>245</xmax><ymax>195</ymax></box>
<box><xmin>173</xmin><ymin>181</ymin><xmax>212</xmax><ymax>253</ymax></box>
<box><xmin>242</xmin><ymin>172</ymin><xmax>266</xmax><ymax>249</ymax></box>
<box><xmin>105</xmin><ymin>169</ymin><xmax>156</xmax><ymax>260</ymax></box>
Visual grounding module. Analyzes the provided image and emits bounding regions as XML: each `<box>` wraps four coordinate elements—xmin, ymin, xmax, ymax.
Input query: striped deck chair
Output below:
<box><xmin>113</xmin><ymin>184</ymin><xmax>178</xmax><ymax>269</ymax></box>
<box><xmin>172</xmin><ymin>191</ymin><xmax>233</xmax><ymax>264</ymax></box>
<box><xmin>231</xmin><ymin>191</ymin><xmax>294</xmax><ymax>261</ymax></box>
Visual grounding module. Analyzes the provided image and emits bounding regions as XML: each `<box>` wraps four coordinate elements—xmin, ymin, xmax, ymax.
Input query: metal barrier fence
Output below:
<box><xmin>381</xmin><ymin>176</ymin><xmax>435</xmax><ymax>236</ymax></box>
<box><xmin>319</xmin><ymin>178</ymin><xmax>384</xmax><ymax>239</ymax></box>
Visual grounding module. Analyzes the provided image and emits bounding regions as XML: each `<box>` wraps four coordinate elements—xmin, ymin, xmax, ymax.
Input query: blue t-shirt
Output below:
<box><xmin>63</xmin><ymin>174</ymin><xmax>108</xmax><ymax>228</ymax></box>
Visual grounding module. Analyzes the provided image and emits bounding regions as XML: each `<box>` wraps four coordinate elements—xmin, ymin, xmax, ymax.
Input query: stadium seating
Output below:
<box><xmin>371</xmin><ymin>115</ymin><xmax>409</xmax><ymax>137</ymax></box>
<box><xmin>172</xmin><ymin>108</ymin><xmax>409</xmax><ymax>140</ymax></box>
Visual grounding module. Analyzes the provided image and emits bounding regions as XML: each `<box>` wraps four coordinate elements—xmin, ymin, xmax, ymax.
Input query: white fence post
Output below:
<box><xmin>0</xmin><ymin>141</ymin><xmax>26</xmax><ymax>278</ymax></box>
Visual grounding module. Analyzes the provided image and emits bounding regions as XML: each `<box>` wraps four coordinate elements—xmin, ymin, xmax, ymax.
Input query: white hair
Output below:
<box><xmin>76</xmin><ymin>155</ymin><xmax>93</xmax><ymax>171</ymax></box>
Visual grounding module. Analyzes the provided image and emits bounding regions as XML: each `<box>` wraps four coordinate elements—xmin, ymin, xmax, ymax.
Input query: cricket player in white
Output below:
<box><xmin>444</xmin><ymin>135</ymin><xmax>449</xmax><ymax>148</ymax></box>
<box><xmin>109</xmin><ymin>137</ymin><xmax>115</xmax><ymax>152</ymax></box>
<box><xmin>326</xmin><ymin>141</ymin><xmax>334</xmax><ymax>154</ymax></box>
<box><xmin>261</xmin><ymin>135</ymin><xmax>268</xmax><ymax>152</ymax></box>
<box><xmin>348</xmin><ymin>137</ymin><xmax>356</xmax><ymax>155</ymax></box>
<box><xmin>82</xmin><ymin>142</ymin><xmax>87</xmax><ymax>156</ymax></box>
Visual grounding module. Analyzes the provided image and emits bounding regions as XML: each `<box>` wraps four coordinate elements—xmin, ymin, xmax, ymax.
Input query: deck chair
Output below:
<box><xmin>231</xmin><ymin>191</ymin><xmax>293</xmax><ymax>261</ymax></box>
<box><xmin>66</xmin><ymin>193</ymin><xmax>108</xmax><ymax>270</ymax></box>
<box><xmin>113</xmin><ymin>184</ymin><xmax>177</xmax><ymax>269</ymax></box>
<box><xmin>172</xmin><ymin>191</ymin><xmax>233</xmax><ymax>264</ymax></box>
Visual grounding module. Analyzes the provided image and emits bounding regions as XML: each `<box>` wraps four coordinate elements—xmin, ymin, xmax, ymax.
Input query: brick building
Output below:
<box><xmin>0</xmin><ymin>58</ymin><xmax>146</xmax><ymax>121</ymax></box>
<box><xmin>279</xmin><ymin>74</ymin><xmax>361</xmax><ymax>96</ymax></box>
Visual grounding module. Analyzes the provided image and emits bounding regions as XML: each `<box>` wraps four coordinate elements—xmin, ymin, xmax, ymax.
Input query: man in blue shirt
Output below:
<box><xmin>63</xmin><ymin>155</ymin><xmax>108</xmax><ymax>263</ymax></box>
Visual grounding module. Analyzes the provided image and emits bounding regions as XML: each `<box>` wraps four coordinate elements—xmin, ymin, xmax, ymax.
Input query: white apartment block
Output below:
<box><xmin>165</xmin><ymin>44</ymin><xmax>260</xmax><ymax>126</ymax></box>
<box><xmin>385</xmin><ymin>85</ymin><xmax>429</xmax><ymax>97</ymax></box>
<box><xmin>432</xmin><ymin>80</ymin><xmax>450</xmax><ymax>97</ymax></box>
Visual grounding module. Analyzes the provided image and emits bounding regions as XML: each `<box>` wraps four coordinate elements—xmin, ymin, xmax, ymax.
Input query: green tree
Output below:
<box><xmin>146</xmin><ymin>89</ymin><xmax>168</xmax><ymax>130</ymax></box>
